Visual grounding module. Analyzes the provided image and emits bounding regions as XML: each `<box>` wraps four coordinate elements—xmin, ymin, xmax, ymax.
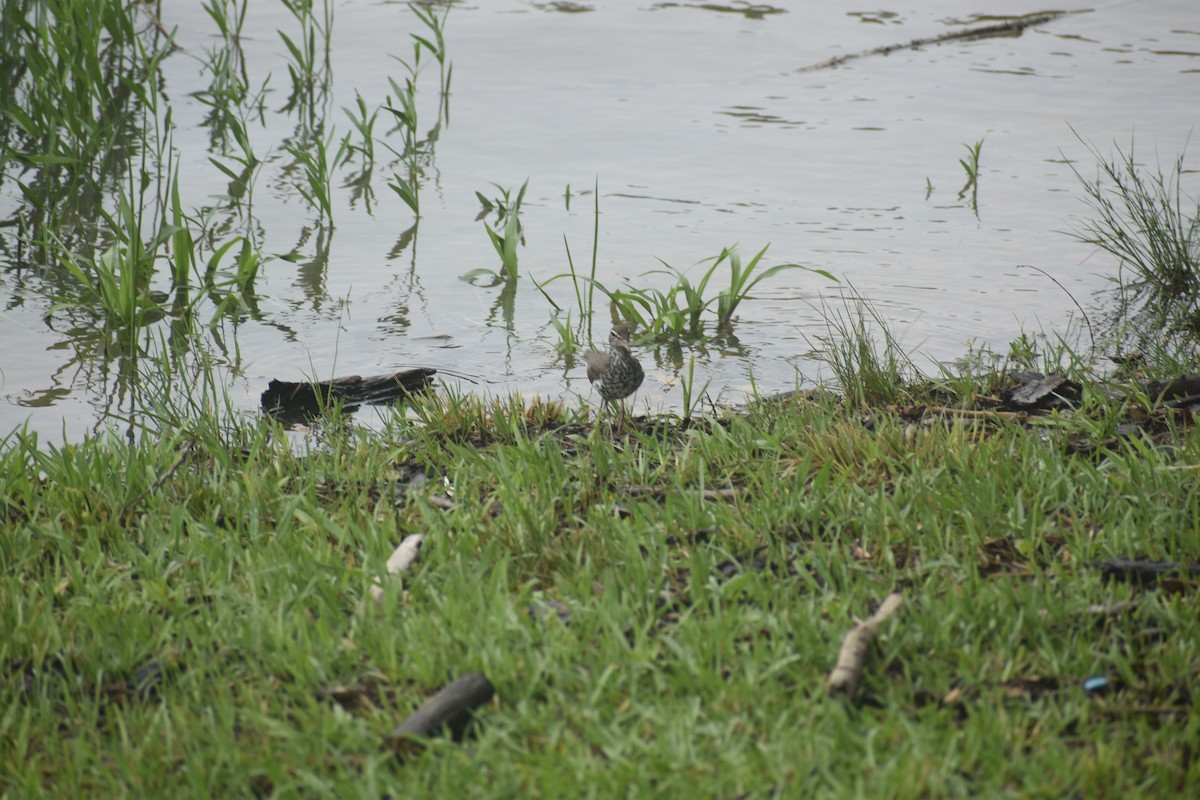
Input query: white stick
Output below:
<box><xmin>368</xmin><ymin>534</ymin><xmax>425</xmax><ymax>604</ymax></box>
<box><xmin>828</xmin><ymin>593</ymin><xmax>904</xmax><ymax>696</ymax></box>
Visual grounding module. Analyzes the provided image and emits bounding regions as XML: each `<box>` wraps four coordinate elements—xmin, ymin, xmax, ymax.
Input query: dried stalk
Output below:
<box><xmin>828</xmin><ymin>593</ymin><xmax>904</xmax><ymax>696</ymax></box>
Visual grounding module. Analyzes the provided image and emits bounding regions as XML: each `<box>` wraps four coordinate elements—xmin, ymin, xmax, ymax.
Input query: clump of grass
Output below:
<box><xmin>480</xmin><ymin>179</ymin><xmax>528</xmax><ymax>280</ymax></box>
<box><xmin>596</xmin><ymin>244</ymin><xmax>833</xmax><ymax>342</ymax></box>
<box><xmin>0</xmin><ymin>0</ymin><xmax>172</xmax><ymax>248</ymax></box>
<box><xmin>382</xmin><ymin>3</ymin><xmax>454</xmax><ymax>221</ymax></box>
<box><xmin>51</xmin><ymin>135</ymin><xmax>180</xmax><ymax>337</ymax></box>
<box><xmin>342</xmin><ymin>92</ymin><xmax>379</xmax><ymax>169</ymax></box>
<box><xmin>278</xmin><ymin>0</ymin><xmax>334</xmax><ymax>115</ymax></box>
<box><xmin>548</xmin><ymin>311</ymin><xmax>580</xmax><ymax>359</ymax></box>
<box><xmin>197</xmin><ymin>0</ymin><xmax>251</xmax><ymax>112</ymax></box>
<box><xmin>53</xmin><ymin>204</ymin><xmax>161</xmax><ymax>332</ymax></box>
<box><xmin>205</xmin><ymin>109</ymin><xmax>260</xmax><ymax>211</ymax></box>
<box><xmin>542</xmin><ymin>241</ymin><xmax>830</xmax><ymax>423</ymax></box>
<box><xmin>677</xmin><ymin>353</ymin><xmax>710</xmax><ymax>421</ymax></box>
<box><xmin>410</xmin><ymin>1</ymin><xmax>453</xmax><ymax>112</ymax></box>
<box><xmin>713</xmin><ymin>244</ymin><xmax>830</xmax><ymax>329</ymax></box>
<box><xmin>1067</xmin><ymin>136</ymin><xmax>1200</xmax><ymax>347</ymax></box>
<box><xmin>958</xmin><ymin>137</ymin><xmax>983</xmax><ymax>215</ymax></box>
<box><xmin>285</xmin><ymin>129</ymin><xmax>348</xmax><ymax>224</ymax></box>
<box><xmin>1</xmin><ymin>0</ymin><xmax>144</xmax><ymax>169</ymax></box>
<box><xmin>805</xmin><ymin>289</ymin><xmax>920</xmax><ymax>408</ymax></box>
<box><xmin>384</xmin><ymin>71</ymin><xmax>422</xmax><ymax>217</ymax></box>
<box><xmin>387</xmin><ymin>165</ymin><xmax>421</xmax><ymax>217</ymax></box>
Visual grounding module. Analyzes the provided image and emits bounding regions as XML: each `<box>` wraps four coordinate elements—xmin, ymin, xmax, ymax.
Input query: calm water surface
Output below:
<box><xmin>2</xmin><ymin>0</ymin><xmax>1198</xmax><ymax>439</ymax></box>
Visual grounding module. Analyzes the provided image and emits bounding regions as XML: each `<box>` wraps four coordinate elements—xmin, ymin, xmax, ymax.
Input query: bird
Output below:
<box><xmin>583</xmin><ymin>323</ymin><xmax>644</xmax><ymax>418</ymax></box>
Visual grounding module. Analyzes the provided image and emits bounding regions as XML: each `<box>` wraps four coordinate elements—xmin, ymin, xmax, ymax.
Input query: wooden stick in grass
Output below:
<box><xmin>368</xmin><ymin>533</ymin><xmax>424</xmax><ymax>604</ymax></box>
<box><xmin>384</xmin><ymin>672</ymin><xmax>495</xmax><ymax>757</ymax></box>
<box><xmin>924</xmin><ymin>406</ymin><xmax>1029</xmax><ymax>423</ymax></box>
<box><xmin>828</xmin><ymin>593</ymin><xmax>903</xmax><ymax>696</ymax></box>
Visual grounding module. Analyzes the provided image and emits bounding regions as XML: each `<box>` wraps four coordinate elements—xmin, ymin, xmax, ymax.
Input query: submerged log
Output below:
<box><xmin>261</xmin><ymin>368</ymin><xmax>436</xmax><ymax>422</ymax></box>
<box><xmin>384</xmin><ymin>672</ymin><xmax>495</xmax><ymax>757</ymax></box>
<box><xmin>797</xmin><ymin>12</ymin><xmax>1067</xmax><ymax>72</ymax></box>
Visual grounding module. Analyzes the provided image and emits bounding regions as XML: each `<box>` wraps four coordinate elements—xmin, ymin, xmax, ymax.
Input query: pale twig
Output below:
<box><xmin>368</xmin><ymin>533</ymin><xmax>425</xmax><ymax>604</ymax></box>
<box><xmin>828</xmin><ymin>593</ymin><xmax>904</xmax><ymax>696</ymax></box>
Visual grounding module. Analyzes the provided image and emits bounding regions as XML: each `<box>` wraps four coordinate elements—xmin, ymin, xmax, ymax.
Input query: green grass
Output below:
<box><xmin>2</xmin><ymin>3</ymin><xmax>1199</xmax><ymax>794</ymax></box>
<box><xmin>2</xmin><ymin>372</ymin><xmax>1198</xmax><ymax>797</ymax></box>
<box><xmin>278</xmin><ymin>0</ymin><xmax>334</xmax><ymax>116</ymax></box>
<box><xmin>1068</xmin><ymin>134</ymin><xmax>1200</xmax><ymax>346</ymax></box>
<box><xmin>805</xmin><ymin>288</ymin><xmax>920</xmax><ymax>408</ymax></box>
<box><xmin>958</xmin><ymin>137</ymin><xmax>983</xmax><ymax>215</ymax></box>
<box><xmin>549</xmin><ymin>242</ymin><xmax>832</xmax><ymax>349</ymax></box>
<box><xmin>285</xmin><ymin>129</ymin><xmax>347</xmax><ymax>225</ymax></box>
<box><xmin>481</xmin><ymin>179</ymin><xmax>528</xmax><ymax>281</ymax></box>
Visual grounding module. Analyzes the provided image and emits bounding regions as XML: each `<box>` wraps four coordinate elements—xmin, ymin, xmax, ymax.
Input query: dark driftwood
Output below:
<box><xmin>1147</xmin><ymin>376</ymin><xmax>1200</xmax><ymax>407</ymax></box>
<box><xmin>797</xmin><ymin>12</ymin><xmax>1067</xmax><ymax>72</ymax></box>
<box><xmin>1089</xmin><ymin>559</ymin><xmax>1200</xmax><ymax>586</ymax></box>
<box><xmin>1002</xmin><ymin>372</ymin><xmax>1081</xmax><ymax>410</ymax></box>
<box><xmin>384</xmin><ymin>672</ymin><xmax>495</xmax><ymax>757</ymax></box>
<box><xmin>829</xmin><ymin>593</ymin><xmax>903</xmax><ymax>697</ymax></box>
<box><xmin>261</xmin><ymin>368</ymin><xmax>436</xmax><ymax>422</ymax></box>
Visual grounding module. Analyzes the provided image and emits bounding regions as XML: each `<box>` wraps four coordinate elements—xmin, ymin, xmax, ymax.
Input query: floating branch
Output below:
<box><xmin>261</xmin><ymin>368</ymin><xmax>436</xmax><ymax>423</ymax></box>
<box><xmin>797</xmin><ymin>12</ymin><xmax>1068</xmax><ymax>73</ymax></box>
<box><xmin>828</xmin><ymin>592</ymin><xmax>904</xmax><ymax>697</ymax></box>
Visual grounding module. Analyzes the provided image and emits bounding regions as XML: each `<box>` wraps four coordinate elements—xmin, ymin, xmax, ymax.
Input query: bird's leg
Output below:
<box><xmin>614</xmin><ymin>398</ymin><xmax>629</xmax><ymax>434</ymax></box>
<box><xmin>619</xmin><ymin>391</ymin><xmax>638</xmax><ymax>432</ymax></box>
<box><xmin>597</xmin><ymin>398</ymin><xmax>619</xmax><ymax>434</ymax></box>
<box><xmin>596</xmin><ymin>398</ymin><xmax>611</xmax><ymax>432</ymax></box>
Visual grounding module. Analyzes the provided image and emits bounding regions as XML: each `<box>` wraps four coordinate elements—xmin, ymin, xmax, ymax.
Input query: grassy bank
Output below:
<box><xmin>2</xmin><ymin>375</ymin><xmax>1198</xmax><ymax>797</ymax></box>
<box><xmin>1</xmin><ymin>3</ymin><xmax>1198</xmax><ymax>793</ymax></box>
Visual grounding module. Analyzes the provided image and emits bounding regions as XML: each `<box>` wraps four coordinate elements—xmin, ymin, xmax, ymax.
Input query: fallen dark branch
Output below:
<box><xmin>384</xmin><ymin>672</ymin><xmax>495</xmax><ymax>758</ymax></box>
<box><xmin>797</xmin><ymin>12</ymin><xmax>1068</xmax><ymax>73</ymax></box>
<box><xmin>1089</xmin><ymin>559</ymin><xmax>1200</xmax><ymax>586</ymax></box>
<box><xmin>1163</xmin><ymin>394</ymin><xmax>1200</xmax><ymax>410</ymax></box>
<box><xmin>261</xmin><ymin>368</ymin><xmax>436</xmax><ymax>423</ymax></box>
<box><xmin>1147</xmin><ymin>375</ymin><xmax>1200</xmax><ymax>405</ymax></box>
<box><xmin>1002</xmin><ymin>372</ymin><xmax>1081</xmax><ymax>411</ymax></box>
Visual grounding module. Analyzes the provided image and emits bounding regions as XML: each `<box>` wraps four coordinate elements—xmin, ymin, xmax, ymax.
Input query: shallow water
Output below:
<box><xmin>2</xmin><ymin>0</ymin><xmax>1198</xmax><ymax>439</ymax></box>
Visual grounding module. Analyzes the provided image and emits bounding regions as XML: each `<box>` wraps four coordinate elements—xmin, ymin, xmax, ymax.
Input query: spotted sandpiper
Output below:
<box><xmin>583</xmin><ymin>323</ymin><xmax>644</xmax><ymax>417</ymax></box>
